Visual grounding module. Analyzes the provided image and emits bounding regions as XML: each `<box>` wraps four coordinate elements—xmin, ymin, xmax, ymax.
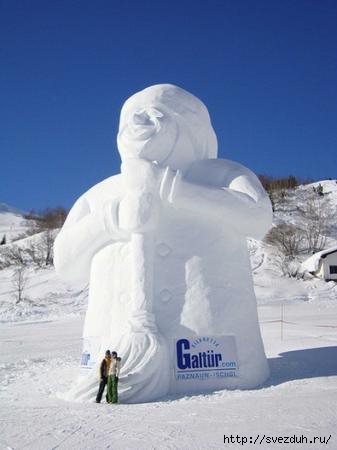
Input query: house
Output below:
<box><xmin>301</xmin><ymin>245</ymin><xmax>337</xmax><ymax>281</ymax></box>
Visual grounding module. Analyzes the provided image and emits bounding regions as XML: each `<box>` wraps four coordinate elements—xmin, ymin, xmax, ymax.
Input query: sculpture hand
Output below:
<box><xmin>119</xmin><ymin>191</ymin><xmax>159</xmax><ymax>232</ymax></box>
<box><xmin>121</xmin><ymin>158</ymin><xmax>163</xmax><ymax>192</ymax></box>
<box><xmin>119</xmin><ymin>158</ymin><xmax>165</xmax><ymax>232</ymax></box>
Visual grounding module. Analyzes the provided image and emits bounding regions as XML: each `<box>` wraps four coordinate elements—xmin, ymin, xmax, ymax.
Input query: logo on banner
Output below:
<box><xmin>175</xmin><ymin>336</ymin><xmax>238</xmax><ymax>381</ymax></box>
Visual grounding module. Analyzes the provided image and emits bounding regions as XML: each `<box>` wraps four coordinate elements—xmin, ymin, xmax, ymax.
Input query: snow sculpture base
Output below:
<box><xmin>54</xmin><ymin>84</ymin><xmax>272</xmax><ymax>403</ymax></box>
<box><xmin>64</xmin><ymin>332</ymin><xmax>169</xmax><ymax>404</ymax></box>
<box><xmin>64</xmin><ymin>330</ymin><xmax>268</xmax><ymax>404</ymax></box>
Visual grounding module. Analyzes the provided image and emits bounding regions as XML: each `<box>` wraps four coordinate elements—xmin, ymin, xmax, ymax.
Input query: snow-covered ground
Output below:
<box><xmin>1</xmin><ymin>182</ymin><xmax>337</xmax><ymax>449</ymax></box>
<box><xmin>0</xmin><ymin>267</ymin><xmax>87</xmax><ymax>323</ymax></box>
<box><xmin>0</xmin><ymin>301</ymin><xmax>336</xmax><ymax>449</ymax></box>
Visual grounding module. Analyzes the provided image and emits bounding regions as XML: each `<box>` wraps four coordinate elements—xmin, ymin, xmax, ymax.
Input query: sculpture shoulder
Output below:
<box><xmin>185</xmin><ymin>158</ymin><xmax>260</xmax><ymax>188</ymax></box>
<box><xmin>63</xmin><ymin>174</ymin><xmax>123</xmax><ymax>228</ymax></box>
<box><xmin>77</xmin><ymin>174</ymin><xmax>123</xmax><ymax>210</ymax></box>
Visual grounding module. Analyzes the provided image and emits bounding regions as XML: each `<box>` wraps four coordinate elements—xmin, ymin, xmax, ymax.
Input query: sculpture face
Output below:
<box><xmin>117</xmin><ymin>84</ymin><xmax>218</xmax><ymax>172</ymax></box>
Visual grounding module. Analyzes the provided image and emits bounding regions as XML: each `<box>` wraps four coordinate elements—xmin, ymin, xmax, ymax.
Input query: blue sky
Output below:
<box><xmin>1</xmin><ymin>0</ymin><xmax>337</xmax><ymax>211</ymax></box>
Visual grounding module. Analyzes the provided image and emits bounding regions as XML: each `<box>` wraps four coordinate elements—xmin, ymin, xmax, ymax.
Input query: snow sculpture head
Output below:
<box><xmin>117</xmin><ymin>84</ymin><xmax>218</xmax><ymax>172</ymax></box>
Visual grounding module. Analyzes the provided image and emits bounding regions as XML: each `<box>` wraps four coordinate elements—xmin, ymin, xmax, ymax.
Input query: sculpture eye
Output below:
<box><xmin>133</xmin><ymin>108</ymin><xmax>164</xmax><ymax>126</ymax></box>
<box><xmin>133</xmin><ymin>110</ymin><xmax>153</xmax><ymax>126</ymax></box>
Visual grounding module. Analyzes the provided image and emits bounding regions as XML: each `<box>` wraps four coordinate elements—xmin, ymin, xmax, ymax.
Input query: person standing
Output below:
<box><xmin>96</xmin><ymin>350</ymin><xmax>111</xmax><ymax>403</ymax></box>
<box><xmin>107</xmin><ymin>351</ymin><xmax>121</xmax><ymax>404</ymax></box>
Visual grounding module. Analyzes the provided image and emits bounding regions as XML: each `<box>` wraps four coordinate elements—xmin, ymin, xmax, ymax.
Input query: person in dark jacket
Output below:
<box><xmin>95</xmin><ymin>350</ymin><xmax>111</xmax><ymax>403</ymax></box>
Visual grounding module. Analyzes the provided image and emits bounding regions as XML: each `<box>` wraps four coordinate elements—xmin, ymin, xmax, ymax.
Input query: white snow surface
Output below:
<box><xmin>0</xmin><ymin>293</ymin><xmax>336</xmax><ymax>450</ymax></box>
<box><xmin>1</xmin><ymin>178</ymin><xmax>337</xmax><ymax>448</ymax></box>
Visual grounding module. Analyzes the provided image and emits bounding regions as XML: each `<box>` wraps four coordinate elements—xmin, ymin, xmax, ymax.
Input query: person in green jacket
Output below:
<box><xmin>107</xmin><ymin>351</ymin><xmax>121</xmax><ymax>404</ymax></box>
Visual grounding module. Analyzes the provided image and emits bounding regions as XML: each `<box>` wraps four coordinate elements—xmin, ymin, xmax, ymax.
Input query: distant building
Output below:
<box><xmin>301</xmin><ymin>246</ymin><xmax>337</xmax><ymax>281</ymax></box>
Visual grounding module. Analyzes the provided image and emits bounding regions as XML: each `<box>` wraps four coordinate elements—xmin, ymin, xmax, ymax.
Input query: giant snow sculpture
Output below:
<box><xmin>54</xmin><ymin>84</ymin><xmax>272</xmax><ymax>402</ymax></box>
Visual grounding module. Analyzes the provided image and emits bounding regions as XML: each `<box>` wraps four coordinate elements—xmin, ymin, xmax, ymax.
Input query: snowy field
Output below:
<box><xmin>0</xmin><ymin>291</ymin><xmax>336</xmax><ymax>449</ymax></box>
<box><xmin>1</xmin><ymin>183</ymin><xmax>337</xmax><ymax>450</ymax></box>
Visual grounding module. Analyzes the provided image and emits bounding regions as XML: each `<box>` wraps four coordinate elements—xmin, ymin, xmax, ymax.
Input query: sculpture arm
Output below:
<box><xmin>160</xmin><ymin>161</ymin><xmax>272</xmax><ymax>240</ymax></box>
<box><xmin>54</xmin><ymin>195</ymin><xmax>128</xmax><ymax>284</ymax></box>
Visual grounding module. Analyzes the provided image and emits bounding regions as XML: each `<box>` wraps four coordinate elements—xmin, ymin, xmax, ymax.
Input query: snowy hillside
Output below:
<box><xmin>0</xmin><ymin>203</ymin><xmax>29</xmax><ymax>243</ymax></box>
<box><xmin>1</xmin><ymin>183</ymin><xmax>337</xmax><ymax>449</ymax></box>
<box><xmin>273</xmin><ymin>180</ymin><xmax>337</xmax><ymax>244</ymax></box>
<box><xmin>0</xmin><ymin>206</ymin><xmax>87</xmax><ymax>323</ymax></box>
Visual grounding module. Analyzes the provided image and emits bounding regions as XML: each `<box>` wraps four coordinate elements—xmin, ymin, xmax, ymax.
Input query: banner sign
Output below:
<box><xmin>175</xmin><ymin>336</ymin><xmax>238</xmax><ymax>381</ymax></box>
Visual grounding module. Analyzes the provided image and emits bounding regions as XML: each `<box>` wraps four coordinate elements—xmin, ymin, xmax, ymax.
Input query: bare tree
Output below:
<box><xmin>265</xmin><ymin>224</ymin><xmax>305</xmax><ymax>257</ymax></box>
<box><xmin>24</xmin><ymin>206</ymin><xmax>67</xmax><ymax>267</ymax></box>
<box><xmin>25</xmin><ymin>229</ymin><xmax>57</xmax><ymax>267</ymax></box>
<box><xmin>37</xmin><ymin>229</ymin><xmax>56</xmax><ymax>266</ymax></box>
<box><xmin>258</xmin><ymin>174</ymin><xmax>300</xmax><ymax>192</ymax></box>
<box><xmin>0</xmin><ymin>245</ymin><xmax>27</xmax><ymax>267</ymax></box>
<box><xmin>25</xmin><ymin>207</ymin><xmax>67</xmax><ymax>233</ymax></box>
<box><xmin>42</xmin><ymin>228</ymin><xmax>55</xmax><ymax>266</ymax></box>
<box><xmin>12</xmin><ymin>266</ymin><xmax>28</xmax><ymax>304</ymax></box>
<box><xmin>298</xmin><ymin>195</ymin><xmax>332</xmax><ymax>253</ymax></box>
<box><xmin>273</xmin><ymin>252</ymin><xmax>308</xmax><ymax>279</ymax></box>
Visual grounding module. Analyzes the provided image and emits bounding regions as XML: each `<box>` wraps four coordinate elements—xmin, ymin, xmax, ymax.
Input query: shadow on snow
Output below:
<box><xmin>266</xmin><ymin>346</ymin><xmax>337</xmax><ymax>386</ymax></box>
